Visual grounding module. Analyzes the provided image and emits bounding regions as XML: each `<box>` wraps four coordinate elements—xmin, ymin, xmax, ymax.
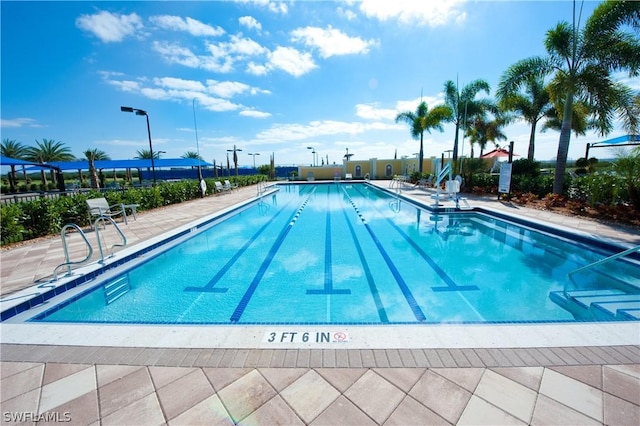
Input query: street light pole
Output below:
<box><xmin>248</xmin><ymin>153</ymin><xmax>260</xmax><ymax>170</ymax></box>
<box><xmin>121</xmin><ymin>106</ymin><xmax>156</xmax><ymax>186</ymax></box>
<box><xmin>307</xmin><ymin>146</ymin><xmax>316</xmax><ymax>166</ymax></box>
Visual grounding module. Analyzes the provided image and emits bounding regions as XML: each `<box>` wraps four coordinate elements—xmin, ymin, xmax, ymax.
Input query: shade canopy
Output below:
<box><xmin>0</xmin><ymin>155</ymin><xmax>43</xmax><ymax>167</ymax></box>
<box><xmin>15</xmin><ymin>158</ymin><xmax>212</xmax><ymax>172</ymax></box>
<box><xmin>480</xmin><ymin>148</ymin><xmax>519</xmax><ymax>159</ymax></box>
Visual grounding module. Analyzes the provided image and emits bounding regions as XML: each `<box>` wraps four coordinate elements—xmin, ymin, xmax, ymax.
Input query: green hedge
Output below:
<box><xmin>0</xmin><ymin>176</ymin><xmax>266</xmax><ymax>246</ymax></box>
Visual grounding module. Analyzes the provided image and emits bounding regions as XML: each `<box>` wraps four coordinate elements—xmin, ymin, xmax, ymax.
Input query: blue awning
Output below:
<box><xmin>590</xmin><ymin>134</ymin><xmax>640</xmax><ymax>148</ymax></box>
<box><xmin>0</xmin><ymin>156</ymin><xmax>43</xmax><ymax>167</ymax></box>
<box><xmin>19</xmin><ymin>158</ymin><xmax>213</xmax><ymax>171</ymax></box>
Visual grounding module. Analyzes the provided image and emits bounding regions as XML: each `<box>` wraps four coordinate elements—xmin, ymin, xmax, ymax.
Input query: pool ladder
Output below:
<box><xmin>51</xmin><ymin>215</ymin><xmax>127</xmax><ymax>281</ymax></box>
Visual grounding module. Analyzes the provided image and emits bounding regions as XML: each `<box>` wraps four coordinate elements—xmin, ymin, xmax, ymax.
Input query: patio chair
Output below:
<box><xmin>214</xmin><ymin>181</ymin><xmax>230</xmax><ymax>194</ymax></box>
<box><xmin>223</xmin><ymin>180</ymin><xmax>238</xmax><ymax>191</ymax></box>
<box><xmin>86</xmin><ymin>197</ymin><xmax>127</xmax><ymax>224</ymax></box>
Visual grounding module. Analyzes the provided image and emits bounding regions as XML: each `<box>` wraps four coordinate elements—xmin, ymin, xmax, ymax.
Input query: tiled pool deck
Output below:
<box><xmin>1</xmin><ymin>182</ymin><xmax>639</xmax><ymax>425</ymax></box>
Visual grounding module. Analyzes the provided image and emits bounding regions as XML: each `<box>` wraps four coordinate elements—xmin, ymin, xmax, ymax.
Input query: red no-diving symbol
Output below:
<box><xmin>333</xmin><ymin>332</ymin><xmax>347</xmax><ymax>342</ymax></box>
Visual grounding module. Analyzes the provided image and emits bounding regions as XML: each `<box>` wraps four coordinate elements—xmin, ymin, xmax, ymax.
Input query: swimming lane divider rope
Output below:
<box><xmin>185</xmin><ymin>185</ymin><xmax>314</xmax><ymax>294</ymax></box>
<box><xmin>342</xmin><ymin>187</ymin><xmax>426</xmax><ymax>322</ymax></box>
<box><xmin>230</xmin><ymin>187</ymin><xmax>318</xmax><ymax>322</ymax></box>
<box><xmin>354</xmin><ymin>186</ymin><xmax>478</xmax><ymax>292</ymax></box>
<box><xmin>339</xmin><ymin>187</ymin><xmax>389</xmax><ymax>323</ymax></box>
<box><xmin>307</xmin><ymin>185</ymin><xmax>351</xmax><ymax>295</ymax></box>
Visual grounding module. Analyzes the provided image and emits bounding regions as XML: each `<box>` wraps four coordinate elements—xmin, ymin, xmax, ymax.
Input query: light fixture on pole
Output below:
<box><xmin>121</xmin><ymin>106</ymin><xmax>156</xmax><ymax>186</ymax></box>
<box><xmin>307</xmin><ymin>146</ymin><xmax>316</xmax><ymax>166</ymax></box>
<box><xmin>227</xmin><ymin>145</ymin><xmax>243</xmax><ymax>177</ymax></box>
<box><xmin>248</xmin><ymin>152</ymin><xmax>260</xmax><ymax>170</ymax></box>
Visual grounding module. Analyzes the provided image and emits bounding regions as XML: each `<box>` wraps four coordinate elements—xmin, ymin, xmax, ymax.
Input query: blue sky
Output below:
<box><xmin>1</xmin><ymin>0</ymin><xmax>637</xmax><ymax>167</ymax></box>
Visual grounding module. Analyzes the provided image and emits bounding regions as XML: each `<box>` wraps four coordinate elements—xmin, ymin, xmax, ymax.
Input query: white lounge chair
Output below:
<box><xmin>214</xmin><ymin>181</ymin><xmax>230</xmax><ymax>194</ymax></box>
<box><xmin>86</xmin><ymin>197</ymin><xmax>127</xmax><ymax>224</ymax></box>
<box><xmin>223</xmin><ymin>180</ymin><xmax>238</xmax><ymax>191</ymax></box>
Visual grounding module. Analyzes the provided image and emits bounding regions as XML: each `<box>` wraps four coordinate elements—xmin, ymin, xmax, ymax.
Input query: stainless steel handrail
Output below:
<box><xmin>94</xmin><ymin>215</ymin><xmax>127</xmax><ymax>263</ymax></box>
<box><xmin>565</xmin><ymin>244</ymin><xmax>640</xmax><ymax>296</ymax></box>
<box><xmin>51</xmin><ymin>224</ymin><xmax>93</xmax><ymax>281</ymax></box>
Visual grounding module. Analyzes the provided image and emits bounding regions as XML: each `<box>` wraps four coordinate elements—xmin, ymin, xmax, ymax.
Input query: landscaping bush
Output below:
<box><xmin>0</xmin><ymin>203</ymin><xmax>26</xmax><ymax>244</ymax></box>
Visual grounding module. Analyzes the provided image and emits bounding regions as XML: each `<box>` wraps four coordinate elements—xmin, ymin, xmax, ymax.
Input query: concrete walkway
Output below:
<box><xmin>1</xmin><ymin>182</ymin><xmax>638</xmax><ymax>425</ymax></box>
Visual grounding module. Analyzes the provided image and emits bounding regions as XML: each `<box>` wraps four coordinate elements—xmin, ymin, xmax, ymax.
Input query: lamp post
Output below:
<box><xmin>121</xmin><ymin>106</ymin><xmax>156</xmax><ymax>186</ymax></box>
<box><xmin>248</xmin><ymin>152</ymin><xmax>260</xmax><ymax>171</ymax></box>
<box><xmin>307</xmin><ymin>146</ymin><xmax>316</xmax><ymax>166</ymax></box>
<box><xmin>227</xmin><ymin>145</ymin><xmax>243</xmax><ymax>177</ymax></box>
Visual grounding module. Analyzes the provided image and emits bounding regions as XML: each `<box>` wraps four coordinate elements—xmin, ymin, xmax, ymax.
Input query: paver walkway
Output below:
<box><xmin>1</xmin><ymin>181</ymin><xmax>638</xmax><ymax>425</ymax></box>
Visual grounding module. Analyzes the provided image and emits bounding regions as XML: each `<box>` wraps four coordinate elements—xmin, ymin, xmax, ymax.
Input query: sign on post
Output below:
<box><xmin>498</xmin><ymin>162</ymin><xmax>512</xmax><ymax>195</ymax></box>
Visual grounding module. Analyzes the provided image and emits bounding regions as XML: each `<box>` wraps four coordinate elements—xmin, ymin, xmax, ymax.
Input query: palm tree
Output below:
<box><xmin>465</xmin><ymin>115</ymin><xmax>508</xmax><ymax>158</ymax></box>
<box><xmin>25</xmin><ymin>139</ymin><xmax>74</xmax><ymax>187</ymax></box>
<box><xmin>134</xmin><ymin>149</ymin><xmax>162</xmax><ymax>159</ymax></box>
<box><xmin>500</xmin><ymin>1</ymin><xmax>640</xmax><ymax>194</ymax></box>
<box><xmin>443</xmin><ymin>79</ymin><xmax>493</xmax><ymax>161</ymax></box>
<box><xmin>395</xmin><ymin>101</ymin><xmax>452</xmax><ymax>174</ymax></box>
<box><xmin>497</xmin><ymin>74</ymin><xmax>554</xmax><ymax>160</ymax></box>
<box><xmin>84</xmin><ymin>148</ymin><xmax>110</xmax><ymax>189</ymax></box>
<box><xmin>1</xmin><ymin>139</ymin><xmax>28</xmax><ymax>192</ymax></box>
<box><xmin>182</xmin><ymin>151</ymin><xmax>203</xmax><ymax>160</ymax></box>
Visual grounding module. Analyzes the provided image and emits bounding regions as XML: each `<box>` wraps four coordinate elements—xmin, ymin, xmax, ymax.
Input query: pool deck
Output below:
<box><xmin>1</xmin><ymin>181</ymin><xmax>639</xmax><ymax>425</ymax></box>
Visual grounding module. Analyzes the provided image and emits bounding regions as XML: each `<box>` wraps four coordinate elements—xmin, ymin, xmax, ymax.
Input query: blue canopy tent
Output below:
<box><xmin>585</xmin><ymin>135</ymin><xmax>640</xmax><ymax>158</ymax></box>
<box><xmin>1</xmin><ymin>155</ymin><xmax>67</xmax><ymax>193</ymax></box>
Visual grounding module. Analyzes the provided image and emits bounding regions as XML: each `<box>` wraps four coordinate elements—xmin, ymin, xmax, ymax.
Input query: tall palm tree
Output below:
<box><xmin>443</xmin><ymin>79</ymin><xmax>493</xmax><ymax>161</ymax></box>
<box><xmin>25</xmin><ymin>139</ymin><xmax>74</xmax><ymax>187</ymax></box>
<box><xmin>395</xmin><ymin>101</ymin><xmax>452</xmax><ymax>174</ymax></box>
<box><xmin>500</xmin><ymin>0</ymin><xmax>640</xmax><ymax>194</ymax></box>
<box><xmin>1</xmin><ymin>139</ymin><xmax>28</xmax><ymax>192</ymax></box>
<box><xmin>84</xmin><ymin>148</ymin><xmax>110</xmax><ymax>189</ymax></box>
<box><xmin>497</xmin><ymin>74</ymin><xmax>554</xmax><ymax>160</ymax></box>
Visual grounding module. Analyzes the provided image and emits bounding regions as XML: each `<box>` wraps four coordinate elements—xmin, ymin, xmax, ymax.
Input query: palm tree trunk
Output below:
<box><xmin>89</xmin><ymin>159</ymin><xmax>100</xmax><ymax>189</ymax></box>
<box><xmin>553</xmin><ymin>92</ymin><xmax>575</xmax><ymax>195</ymax></box>
<box><xmin>9</xmin><ymin>165</ymin><xmax>17</xmax><ymax>192</ymax></box>
<box><xmin>527</xmin><ymin>122</ymin><xmax>537</xmax><ymax>161</ymax></box>
<box><xmin>452</xmin><ymin>123</ymin><xmax>460</xmax><ymax>161</ymax></box>
<box><xmin>418</xmin><ymin>133</ymin><xmax>424</xmax><ymax>174</ymax></box>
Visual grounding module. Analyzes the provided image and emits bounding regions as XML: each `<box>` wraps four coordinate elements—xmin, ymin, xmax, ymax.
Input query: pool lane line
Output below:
<box><xmin>352</xmin><ymin>186</ymin><xmax>478</xmax><ymax>292</ymax></box>
<box><xmin>307</xmin><ymin>185</ymin><xmax>351</xmax><ymax>295</ymax></box>
<box><xmin>343</xmin><ymin>187</ymin><xmax>426</xmax><ymax>322</ymax></box>
<box><xmin>230</xmin><ymin>187</ymin><xmax>318</xmax><ymax>322</ymax></box>
<box><xmin>338</xmin><ymin>187</ymin><xmax>389</xmax><ymax>323</ymax></box>
<box><xmin>185</xmin><ymin>185</ymin><xmax>314</xmax><ymax>293</ymax></box>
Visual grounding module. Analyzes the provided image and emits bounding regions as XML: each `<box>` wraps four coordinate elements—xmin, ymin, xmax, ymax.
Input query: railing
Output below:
<box><xmin>94</xmin><ymin>216</ymin><xmax>127</xmax><ymax>263</ymax></box>
<box><xmin>51</xmin><ymin>224</ymin><xmax>94</xmax><ymax>281</ymax></box>
<box><xmin>431</xmin><ymin>163</ymin><xmax>452</xmax><ymax>206</ymax></box>
<box><xmin>565</xmin><ymin>244</ymin><xmax>640</xmax><ymax>297</ymax></box>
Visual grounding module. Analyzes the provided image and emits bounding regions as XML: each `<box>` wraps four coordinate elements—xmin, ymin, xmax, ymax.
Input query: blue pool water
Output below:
<box><xmin>28</xmin><ymin>183</ymin><xmax>640</xmax><ymax>324</ymax></box>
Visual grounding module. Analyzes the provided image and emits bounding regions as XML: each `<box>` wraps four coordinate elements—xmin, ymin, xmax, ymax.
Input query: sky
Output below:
<box><xmin>1</xmin><ymin>0</ymin><xmax>638</xmax><ymax>168</ymax></box>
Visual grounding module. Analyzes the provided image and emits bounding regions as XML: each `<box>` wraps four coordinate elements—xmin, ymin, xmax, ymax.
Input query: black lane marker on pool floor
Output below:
<box><xmin>344</xmin><ymin>187</ymin><xmax>426</xmax><ymax>322</ymax></box>
<box><xmin>353</xmin><ymin>186</ymin><xmax>478</xmax><ymax>293</ymax></box>
<box><xmin>307</xmin><ymin>185</ymin><xmax>351</xmax><ymax>295</ymax></box>
<box><xmin>230</xmin><ymin>187</ymin><xmax>318</xmax><ymax>322</ymax></box>
<box><xmin>185</xmin><ymin>185</ymin><xmax>313</xmax><ymax>293</ymax></box>
<box><xmin>339</xmin><ymin>186</ymin><xmax>389</xmax><ymax>322</ymax></box>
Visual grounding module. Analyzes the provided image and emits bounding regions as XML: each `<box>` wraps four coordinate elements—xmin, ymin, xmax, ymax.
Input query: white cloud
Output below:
<box><xmin>267</xmin><ymin>46</ymin><xmax>317</xmax><ymax>77</ymax></box>
<box><xmin>0</xmin><ymin>118</ymin><xmax>43</xmax><ymax>128</ymax></box>
<box><xmin>153</xmin><ymin>41</ymin><xmax>234</xmax><ymax>72</ymax></box>
<box><xmin>246</xmin><ymin>62</ymin><xmax>269</xmax><ymax>76</ymax></box>
<box><xmin>153</xmin><ymin>77</ymin><xmax>207</xmax><ymax>92</ymax></box>
<box><xmin>256</xmin><ymin>119</ymin><xmax>399</xmax><ymax>142</ymax></box>
<box><xmin>359</xmin><ymin>0</ymin><xmax>467</xmax><ymax>27</ymax></box>
<box><xmin>240</xmin><ymin>109</ymin><xmax>272</xmax><ymax>118</ymax></box>
<box><xmin>149</xmin><ymin>15</ymin><xmax>225</xmax><ymax>37</ymax></box>
<box><xmin>206</xmin><ymin>80</ymin><xmax>251</xmax><ymax>98</ymax></box>
<box><xmin>239</xmin><ymin>0</ymin><xmax>288</xmax><ymax>14</ymax></box>
<box><xmin>355</xmin><ymin>103</ymin><xmax>398</xmax><ymax>121</ymax></box>
<box><xmin>291</xmin><ymin>26</ymin><xmax>377</xmax><ymax>58</ymax></box>
<box><xmin>76</xmin><ymin>11</ymin><xmax>144</xmax><ymax>43</ymax></box>
<box><xmin>239</xmin><ymin>16</ymin><xmax>262</xmax><ymax>32</ymax></box>
<box><xmin>337</xmin><ymin>7</ymin><xmax>358</xmax><ymax>21</ymax></box>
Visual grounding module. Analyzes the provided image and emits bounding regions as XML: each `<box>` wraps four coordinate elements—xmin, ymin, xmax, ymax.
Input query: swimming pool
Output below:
<box><xmin>8</xmin><ymin>183</ymin><xmax>640</xmax><ymax>325</ymax></box>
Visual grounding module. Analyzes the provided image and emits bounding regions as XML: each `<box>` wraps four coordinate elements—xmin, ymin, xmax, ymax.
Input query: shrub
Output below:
<box><xmin>0</xmin><ymin>203</ymin><xmax>26</xmax><ymax>244</ymax></box>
